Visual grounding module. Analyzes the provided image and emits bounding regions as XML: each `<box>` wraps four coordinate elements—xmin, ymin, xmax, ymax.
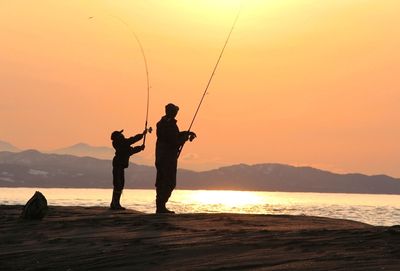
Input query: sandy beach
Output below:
<box><xmin>1</xmin><ymin>205</ymin><xmax>399</xmax><ymax>271</ymax></box>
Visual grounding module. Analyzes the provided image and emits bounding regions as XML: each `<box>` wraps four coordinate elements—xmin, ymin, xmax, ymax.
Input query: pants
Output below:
<box><xmin>113</xmin><ymin>166</ymin><xmax>125</xmax><ymax>192</ymax></box>
<box><xmin>155</xmin><ymin>159</ymin><xmax>177</xmax><ymax>206</ymax></box>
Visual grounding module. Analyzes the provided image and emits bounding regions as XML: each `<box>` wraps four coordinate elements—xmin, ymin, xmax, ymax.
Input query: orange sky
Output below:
<box><xmin>1</xmin><ymin>0</ymin><xmax>400</xmax><ymax>176</ymax></box>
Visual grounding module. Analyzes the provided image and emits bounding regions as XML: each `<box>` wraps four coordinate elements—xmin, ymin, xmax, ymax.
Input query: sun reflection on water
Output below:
<box><xmin>188</xmin><ymin>190</ymin><xmax>264</xmax><ymax>206</ymax></box>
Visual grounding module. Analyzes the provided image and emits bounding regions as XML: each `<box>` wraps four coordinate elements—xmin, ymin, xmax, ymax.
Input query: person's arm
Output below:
<box><xmin>178</xmin><ymin>131</ymin><xmax>189</xmax><ymax>145</ymax></box>
<box><xmin>178</xmin><ymin>131</ymin><xmax>196</xmax><ymax>144</ymax></box>
<box><xmin>127</xmin><ymin>132</ymin><xmax>145</xmax><ymax>145</ymax></box>
<box><xmin>129</xmin><ymin>145</ymin><xmax>145</xmax><ymax>155</ymax></box>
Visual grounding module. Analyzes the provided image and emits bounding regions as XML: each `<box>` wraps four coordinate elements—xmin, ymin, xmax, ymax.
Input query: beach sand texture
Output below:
<box><xmin>1</xmin><ymin>205</ymin><xmax>400</xmax><ymax>270</ymax></box>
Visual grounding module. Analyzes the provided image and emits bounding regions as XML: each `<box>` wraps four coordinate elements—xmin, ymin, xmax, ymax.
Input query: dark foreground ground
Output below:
<box><xmin>1</xmin><ymin>205</ymin><xmax>400</xmax><ymax>271</ymax></box>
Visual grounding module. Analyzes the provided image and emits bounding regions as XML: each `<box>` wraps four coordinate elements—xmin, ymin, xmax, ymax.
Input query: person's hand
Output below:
<box><xmin>143</xmin><ymin>127</ymin><xmax>153</xmax><ymax>135</ymax></box>
<box><xmin>189</xmin><ymin>132</ymin><xmax>197</xmax><ymax>142</ymax></box>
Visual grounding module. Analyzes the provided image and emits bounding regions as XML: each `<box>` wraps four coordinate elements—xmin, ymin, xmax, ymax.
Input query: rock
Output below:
<box><xmin>21</xmin><ymin>191</ymin><xmax>48</xmax><ymax>219</ymax></box>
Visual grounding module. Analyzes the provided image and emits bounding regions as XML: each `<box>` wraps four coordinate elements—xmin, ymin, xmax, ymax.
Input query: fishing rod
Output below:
<box><xmin>177</xmin><ymin>5</ymin><xmax>241</xmax><ymax>158</ymax></box>
<box><xmin>109</xmin><ymin>15</ymin><xmax>152</xmax><ymax>145</ymax></box>
<box><xmin>90</xmin><ymin>15</ymin><xmax>152</xmax><ymax>145</ymax></box>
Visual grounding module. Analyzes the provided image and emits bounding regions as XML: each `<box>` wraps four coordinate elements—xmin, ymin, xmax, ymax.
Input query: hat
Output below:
<box><xmin>165</xmin><ymin>103</ymin><xmax>179</xmax><ymax>115</ymax></box>
<box><xmin>111</xmin><ymin>129</ymin><xmax>124</xmax><ymax>141</ymax></box>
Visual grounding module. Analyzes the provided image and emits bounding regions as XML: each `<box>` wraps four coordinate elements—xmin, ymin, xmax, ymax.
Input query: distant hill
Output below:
<box><xmin>0</xmin><ymin>150</ymin><xmax>152</xmax><ymax>188</ymax></box>
<box><xmin>1</xmin><ymin>150</ymin><xmax>400</xmax><ymax>194</ymax></box>
<box><xmin>0</xmin><ymin>140</ymin><xmax>115</xmax><ymax>160</ymax></box>
<box><xmin>51</xmin><ymin>143</ymin><xmax>114</xmax><ymax>160</ymax></box>
<box><xmin>178</xmin><ymin>164</ymin><xmax>400</xmax><ymax>194</ymax></box>
<box><xmin>0</xmin><ymin>141</ymin><xmax>20</xmax><ymax>153</ymax></box>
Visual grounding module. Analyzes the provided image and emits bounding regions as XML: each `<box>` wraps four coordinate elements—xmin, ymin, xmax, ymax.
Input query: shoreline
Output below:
<box><xmin>1</xmin><ymin>205</ymin><xmax>400</xmax><ymax>270</ymax></box>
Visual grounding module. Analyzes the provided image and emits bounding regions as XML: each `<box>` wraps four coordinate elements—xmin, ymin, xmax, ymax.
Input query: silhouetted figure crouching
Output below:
<box><xmin>155</xmin><ymin>103</ymin><xmax>196</xmax><ymax>214</ymax></box>
<box><xmin>110</xmin><ymin>129</ymin><xmax>146</xmax><ymax>210</ymax></box>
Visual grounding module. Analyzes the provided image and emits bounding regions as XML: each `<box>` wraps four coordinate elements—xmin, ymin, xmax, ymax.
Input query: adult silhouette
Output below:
<box><xmin>155</xmin><ymin>103</ymin><xmax>196</xmax><ymax>213</ymax></box>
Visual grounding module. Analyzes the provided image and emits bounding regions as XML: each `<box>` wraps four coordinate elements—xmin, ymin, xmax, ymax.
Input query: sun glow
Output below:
<box><xmin>3</xmin><ymin>1</ymin><xmax>400</xmax><ymax>176</ymax></box>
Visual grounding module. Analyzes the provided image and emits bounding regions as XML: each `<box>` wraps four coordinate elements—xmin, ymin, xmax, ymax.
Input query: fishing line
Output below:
<box><xmin>177</xmin><ymin>4</ymin><xmax>242</xmax><ymax>158</ymax></box>
<box><xmin>90</xmin><ymin>14</ymin><xmax>152</xmax><ymax>145</ymax></box>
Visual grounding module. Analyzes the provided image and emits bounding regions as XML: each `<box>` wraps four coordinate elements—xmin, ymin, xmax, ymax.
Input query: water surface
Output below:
<box><xmin>1</xmin><ymin>188</ymin><xmax>399</xmax><ymax>226</ymax></box>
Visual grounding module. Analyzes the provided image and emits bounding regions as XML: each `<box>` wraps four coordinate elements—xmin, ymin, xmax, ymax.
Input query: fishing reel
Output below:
<box><xmin>189</xmin><ymin>132</ymin><xmax>196</xmax><ymax>142</ymax></box>
<box><xmin>142</xmin><ymin>126</ymin><xmax>152</xmax><ymax>147</ymax></box>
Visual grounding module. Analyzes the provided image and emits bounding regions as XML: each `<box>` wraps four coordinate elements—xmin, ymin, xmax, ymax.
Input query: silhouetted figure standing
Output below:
<box><xmin>110</xmin><ymin>129</ymin><xmax>146</xmax><ymax>210</ymax></box>
<box><xmin>155</xmin><ymin>103</ymin><xmax>196</xmax><ymax>213</ymax></box>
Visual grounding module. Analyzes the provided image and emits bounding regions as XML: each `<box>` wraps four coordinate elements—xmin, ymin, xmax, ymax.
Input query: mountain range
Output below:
<box><xmin>0</xmin><ymin>140</ymin><xmax>114</xmax><ymax>160</ymax></box>
<box><xmin>0</xmin><ymin>140</ymin><xmax>20</xmax><ymax>153</ymax></box>
<box><xmin>1</xmin><ymin>150</ymin><xmax>400</xmax><ymax>194</ymax></box>
<box><xmin>51</xmin><ymin>143</ymin><xmax>114</xmax><ymax>160</ymax></box>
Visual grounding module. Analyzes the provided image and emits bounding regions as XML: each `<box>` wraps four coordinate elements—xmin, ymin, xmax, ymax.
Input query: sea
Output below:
<box><xmin>1</xmin><ymin>188</ymin><xmax>399</xmax><ymax>226</ymax></box>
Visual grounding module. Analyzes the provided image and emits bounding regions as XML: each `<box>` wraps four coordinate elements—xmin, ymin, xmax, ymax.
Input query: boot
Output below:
<box><xmin>110</xmin><ymin>190</ymin><xmax>125</xmax><ymax>210</ymax></box>
<box><xmin>156</xmin><ymin>199</ymin><xmax>174</xmax><ymax>214</ymax></box>
<box><xmin>160</xmin><ymin>208</ymin><xmax>175</xmax><ymax>214</ymax></box>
